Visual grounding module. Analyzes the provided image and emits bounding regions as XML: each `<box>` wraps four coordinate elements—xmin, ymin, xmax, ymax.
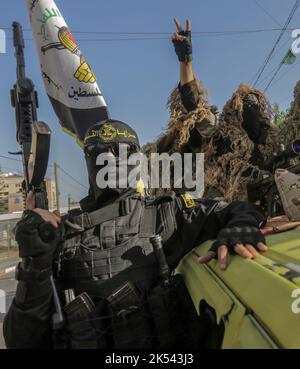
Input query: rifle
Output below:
<box><xmin>247</xmin><ymin>140</ymin><xmax>300</xmax><ymax>217</ymax></box>
<box><xmin>10</xmin><ymin>22</ymin><xmax>50</xmax><ymax>208</ymax></box>
<box><xmin>10</xmin><ymin>22</ymin><xmax>64</xmax><ymax>330</ymax></box>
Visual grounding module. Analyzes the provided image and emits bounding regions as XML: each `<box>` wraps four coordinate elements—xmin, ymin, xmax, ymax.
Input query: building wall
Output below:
<box><xmin>44</xmin><ymin>177</ymin><xmax>56</xmax><ymax>210</ymax></box>
<box><xmin>0</xmin><ymin>178</ymin><xmax>8</xmax><ymax>213</ymax></box>
<box><xmin>0</xmin><ymin>174</ymin><xmax>23</xmax><ymax>213</ymax></box>
<box><xmin>0</xmin><ymin>173</ymin><xmax>56</xmax><ymax>214</ymax></box>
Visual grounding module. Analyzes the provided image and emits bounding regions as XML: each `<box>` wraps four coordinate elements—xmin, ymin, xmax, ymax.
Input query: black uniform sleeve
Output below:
<box><xmin>178</xmin><ymin>79</ymin><xmax>200</xmax><ymax>112</ymax></box>
<box><xmin>199</xmin><ymin>200</ymin><xmax>266</xmax><ymax>240</ymax></box>
<box><xmin>3</xmin><ymin>279</ymin><xmax>54</xmax><ymax>349</ymax></box>
<box><xmin>3</xmin><ymin>211</ymin><xmax>62</xmax><ymax>349</ymax></box>
<box><xmin>164</xmin><ymin>197</ymin><xmax>266</xmax><ymax>269</ymax></box>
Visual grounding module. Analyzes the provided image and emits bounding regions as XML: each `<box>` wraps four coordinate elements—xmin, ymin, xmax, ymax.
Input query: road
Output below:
<box><xmin>0</xmin><ymin>256</ymin><xmax>19</xmax><ymax>349</ymax></box>
<box><xmin>0</xmin><ymin>255</ymin><xmax>19</xmax><ymax>275</ymax></box>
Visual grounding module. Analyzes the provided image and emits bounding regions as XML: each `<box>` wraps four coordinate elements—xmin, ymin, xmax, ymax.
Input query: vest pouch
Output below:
<box><xmin>147</xmin><ymin>274</ymin><xmax>201</xmax><ymax>349</ymax></box>
<box><xmin>63</xmin><ymin>292</ymin><xmax>98</xmax><ymax>349</ymax></box>
<box><xmin>90</xmin><ymin>298</ymin><xmax>110</xmax><ymax>349</ymax></box>
<box><xmin>106</xmin><ymin>281</ymin><xmax>153</xmax><ymax>349</ymax></box>
<box><xmin>108</xmin><ymin>302</ymin><xmax>153</xmax><ymax>349</ymax></box>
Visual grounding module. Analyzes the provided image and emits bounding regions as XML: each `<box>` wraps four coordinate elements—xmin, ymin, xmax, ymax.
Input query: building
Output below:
<box><xmin>0</xmin><ymin>173</ymin><xmax>56</xmax><ymax>214</ymax></box>
<box><xmin>0</xmin><ymin>173</ymin><xmax>23</xmax><ymax>213</ymax></box>
<box><xmin>44</xmin><ymin>176</ymin><xmax>57</xmax><ymax>210</ymax></box>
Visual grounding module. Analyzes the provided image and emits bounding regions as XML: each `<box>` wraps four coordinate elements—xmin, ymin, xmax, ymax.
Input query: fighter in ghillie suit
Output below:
<box><xmin>280</xmin><ymin>80</ymin><xmax>300</xmax><ymax>146</ymax></box>
<box><xmin>142</xmin><ymin>79</ymin><xmax>217</xmax><ymax>193</ymax></box>
<box><xmin>206</xmin><ymin>83</ymin><xmax>280</xmax><ymax>201</ymax></box>
<box><xmin>142</xmin><ymin>19</ymin><xmax>217</xmax><ymax>196</ymax></box>
<box><xmin>157</xmin><ymin>80</ymin><xmax>217</xmax><ymax>154</ymax></box>
<box><xmin>143</xmin><ymin>19</ymin><xmax>279</xmax><ymax>200</ymax></box>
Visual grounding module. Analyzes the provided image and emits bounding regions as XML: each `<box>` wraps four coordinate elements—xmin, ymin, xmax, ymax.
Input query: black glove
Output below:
<box><xmin>172</xmin><ymin>29</ymin><xmax>192</xmax><ymax>63</ymax></box>
<box><xmin>209</xmin><ymin>226</ymin><xmax>266</xmax><ymax>254</ymax></box>
<box><xmin>15</xmin><ymin>210</ymin><xmax>60</xmax><ymax>270</ymax></box>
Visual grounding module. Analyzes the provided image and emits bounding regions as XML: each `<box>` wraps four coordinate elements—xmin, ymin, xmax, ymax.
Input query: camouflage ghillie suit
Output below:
<box><xmin>205</xmin><ymin>83</ymin><xmax>279</xmax><ymax>201</ymax></box>
<box><xmin>142</xmin><ymin>79</ymin><xmax>217</xmax><ymax>196</ymax></box>
<box><xmin>280</xmin><ymin>80</ymin><xmax>300</xmax><ymax>145</ymax></box>
<box><xmin>143</xmin><ymin>81</ymin><xmax>280</xmax><ymax>201</ymax></box>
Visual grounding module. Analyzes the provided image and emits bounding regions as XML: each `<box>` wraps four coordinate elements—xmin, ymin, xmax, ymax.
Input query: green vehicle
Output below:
<box><xmin>177</xmin><ymin>226</ymin><xmax>300</xmax><ymax>349</ymax></box>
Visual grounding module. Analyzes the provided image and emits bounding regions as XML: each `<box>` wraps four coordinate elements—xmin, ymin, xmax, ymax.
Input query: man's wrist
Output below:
<box><xmin>184</xmin><ymin>55</ymin><xmax>192</xmax><ymax>63</ymax></box>
<box><xmin>19</xmin><ymin>254</ymin><xmax>54</xmax><ymax>275</ymax></box>
<box><xmin>16</xmin><ymin>260</ymin><xmax>53</xmax><ymax>284</ymax></box>
<box><xmin>178</xmin><ymin>56</ymin><xmax>192</xmax><ymax>63</ymax></box>
<box><xmin>180</xmin><ymin>60</ymin><xmax>193</xmax><ymax>66</ymax></box>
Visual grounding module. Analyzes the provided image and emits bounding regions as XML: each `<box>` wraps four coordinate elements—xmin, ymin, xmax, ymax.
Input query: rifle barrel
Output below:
<box><xmin>12</xmin><ymin>22</ymin><xmax>26</xmax><ymax>80</ymax></box>
<box><xmin>265</xmin><ymin>140</ymin><xmax>300</xmax><ymax>172</ymax></box>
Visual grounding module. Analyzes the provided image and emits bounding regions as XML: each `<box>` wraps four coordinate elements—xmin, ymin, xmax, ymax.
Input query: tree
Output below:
<box><xmin>279</xmin><ymin>80</ymin><xmax>300</xmax><ymax>145</ymax></box>
<box><xmin>272</xmin><ymin>103</ymin><xmax>288</xmax><ymax>128</ymax></box>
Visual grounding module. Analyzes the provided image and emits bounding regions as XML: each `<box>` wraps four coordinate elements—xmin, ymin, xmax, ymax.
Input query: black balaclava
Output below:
<box><xmin>242</xmin><ymin>93</ymin><xmax>262</xmax><ymax>142</ymax></box>
<box><xmin>83</xmin><ymin>119</ymin><xmax>140</xmax><ymax>206</ymax></box>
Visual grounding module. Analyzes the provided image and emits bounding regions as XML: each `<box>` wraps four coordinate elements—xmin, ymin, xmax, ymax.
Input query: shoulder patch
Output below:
<box><xmin>180</xmin><ymin>193</ymin><xmax>196</xmax><ymax>209</ymax></box>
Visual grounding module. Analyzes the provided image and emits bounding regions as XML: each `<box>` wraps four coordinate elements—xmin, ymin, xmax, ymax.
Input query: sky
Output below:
<box><xmin>0</xmin><ymin>0</ymin><xmax>299</xmax><ymax>206</ymax></box>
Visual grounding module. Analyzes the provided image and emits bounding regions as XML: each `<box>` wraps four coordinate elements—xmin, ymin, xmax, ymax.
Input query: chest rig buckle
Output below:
<box><xmin>64</xmin><ymin>197</ymin><xmax>137</xmax><ymax>238</ymax></box>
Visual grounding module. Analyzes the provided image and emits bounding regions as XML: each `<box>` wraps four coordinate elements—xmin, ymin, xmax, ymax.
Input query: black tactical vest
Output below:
<box><xmin>53</xmin><ymin>194</ymin><xmax>202</xmax><ymax>349</ymax></box>
<box><xmin>57</xmin><ymin>194</ymin><xmax>176</xmax><ymax>296</ymax></box>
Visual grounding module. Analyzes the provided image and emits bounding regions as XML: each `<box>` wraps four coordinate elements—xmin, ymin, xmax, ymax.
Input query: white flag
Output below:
<box><xmin>25</xmin><ymin>0</ymin><xmax>109</xmax><ymax>145</ymax></box>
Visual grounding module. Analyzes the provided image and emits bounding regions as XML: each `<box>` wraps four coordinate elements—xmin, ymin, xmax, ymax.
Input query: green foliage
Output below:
<box><xmin>279</xmin><ymin>81</ymin><xmax>300</xmax><ymax>145</ymax></box>
<box><xmin>272</xmin><ymin>103</ymin><xmax>288</xmax><ymax>128</ymax></box>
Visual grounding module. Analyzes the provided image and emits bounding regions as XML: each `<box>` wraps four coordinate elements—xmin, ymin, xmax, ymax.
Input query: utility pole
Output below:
<box><xmin>54</xmin><ymin>162</ymin><xmax>60</xmax><ymax>212</ymax></box>
<box><xmin>68</xmin><ymin>194</ymin><xmax>71</xmax><ymax>211</ymax></box>
<box><xmin>6</xmin><ymin>223</ymin><xmax>11</xmax><ymax>257</ymax></box>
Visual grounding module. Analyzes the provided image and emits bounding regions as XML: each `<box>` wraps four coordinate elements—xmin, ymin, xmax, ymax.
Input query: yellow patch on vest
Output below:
<box><xmin>181</xmin><ymin>193</ymin><xmax>196</xmax><ymax>209</ymax></box>
<box><xmin>136</xmin><ymin>179</ymin><xmax>144</xmax><ymax>194</ymax></box>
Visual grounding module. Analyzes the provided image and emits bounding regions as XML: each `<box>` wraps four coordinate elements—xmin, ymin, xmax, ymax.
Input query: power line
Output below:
<box><xmin>0</xmin><ymin>155</ymin><xmax>22</xmax><ymax>163</ymax></box>
<box><xmin>264</xmin><ymin>59</ymin><xmax>300</xmax><ymax>91</ymax></box>
<box><xmin>264</xmin><ymin>62</ymin><xmax>285</xmax><ymax>91</ymax></box>
<box><xmin>0</xmin><ymin>155</ymin><xmax>87</xmax><ymax>190</ymax></box>
<box><xmin>254</xmin><ymin>0</ymin><xmax>282</xmax><ymax>27</ymax></box>
<box><xmin>7</xmin><ymin>36</ymin><xmax>170</xmax><ymax>42</ymax></box>
<box><xmin>255</xmin><ymin>37</ymin><xmax>291</xmax><ymax>87</ymax></box>
<box><xmin>0</xmin><ymin>26</ymin><xmax>296</xmax><ymax>34</ymax></box>
<box><xmin>1</xmin><ymin>27</ymin><xmax>298</xmax><ymax>43</ymax></box>
<box><xmin>252</xmin><ymin>0</ymin><xmax>300</xmax><ymax>87</ymax></box>
<box><xmin>57</xmin><ymin>165</ymin><xmax>88</xmax><ymax>190</ymax></box>
<box><xmin>256</xmin><ymin>63</ymin><xmax>280</xmax><ymax>88</ymax></box>
<box><xmin>5</xmin><ymin>28</ymin><xmax>298</xmax><ymax>43</ymax></box>
<box><xmin>58</xmin><ymin>174</ymin><xmax>87</xmax><ymax>198</ymax></box>
<box><xmin>264</xmin><ymin>37</ymin><xmax>300</xmax><ymax>90</ymax></box>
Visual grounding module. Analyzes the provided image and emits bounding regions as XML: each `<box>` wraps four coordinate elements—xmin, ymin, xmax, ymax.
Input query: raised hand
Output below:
<box><xmin>172</xmin><ymin>18</ymin><xmax>192</xmax><ymax>63</ymax></box>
